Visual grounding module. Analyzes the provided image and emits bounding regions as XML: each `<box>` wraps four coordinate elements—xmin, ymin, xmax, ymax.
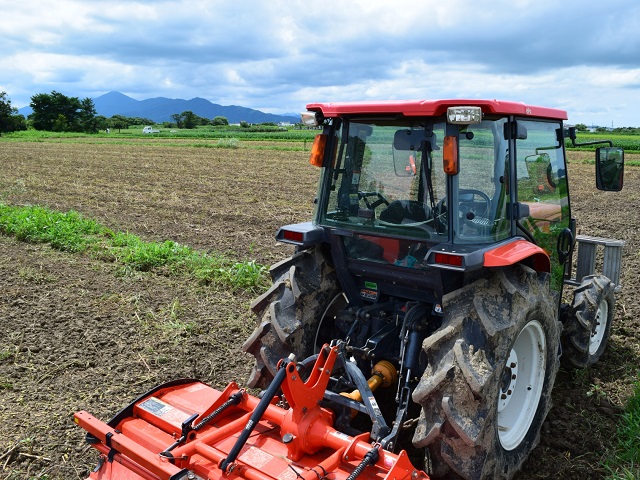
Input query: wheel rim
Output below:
<box><xmin>589</xmin><ymin>298</ymin><xmax>609</xmax><ymax>356</ymax></box>
<box><xmin>498</xmin><ymin>320</ymin><xmax>546</xmax><ymax>451</ymax></box>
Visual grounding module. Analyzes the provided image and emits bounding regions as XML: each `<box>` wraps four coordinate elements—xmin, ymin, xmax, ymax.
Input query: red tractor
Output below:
<box><xmin>76</xmin><ymin>99</ymin><xmax>625</xmax><ymax>480</ymax></box>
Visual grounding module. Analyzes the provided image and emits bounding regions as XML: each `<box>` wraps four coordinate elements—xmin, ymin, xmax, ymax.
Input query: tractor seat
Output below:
<box><xmin>379</xmin><ymin>200</ymin><xmax>430</xmax><ymax>224</ymax></box>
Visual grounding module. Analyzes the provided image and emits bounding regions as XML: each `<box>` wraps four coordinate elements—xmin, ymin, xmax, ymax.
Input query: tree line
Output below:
<box><xmin>0</xmin><ymin>92</ymin><xmax>28</xmax><ymax>135</ymax></box>
<box><xmin>0</xmin><ymin>90</ymin><xmax>236</xmax><ymax>135</ymax></box>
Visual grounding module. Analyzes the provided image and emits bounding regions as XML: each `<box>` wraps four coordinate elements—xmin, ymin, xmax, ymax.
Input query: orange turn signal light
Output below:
<box><xmin>309</xmin><ymin>134</ymin><xmax>327</xmax><ymax>167</ymax></box>
<box><xmin>443</xmin><ymin>135</ymin><xmax>459</xmax><ymax>175</ymax></box>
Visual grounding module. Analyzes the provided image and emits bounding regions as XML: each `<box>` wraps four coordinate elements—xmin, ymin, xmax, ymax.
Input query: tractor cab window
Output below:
<box><xmin>454</xmin><ymin>118</ymin><xmax>510</xmax><ymax>244</ymax></box>
<box><xmin>515</xmin><ymin>119</ymin><xmax>571</xmax><ymax>287</ymax></box>
<box><xmin>319</xmin><ymin>119</ymin><xmax>449</xmax><ymax>267</ymax></box>
<box><xmin>317</xmin><ymin>117</ymin><xmax>517</xmax><ymax>265</ymax></box>
<box><xmin>318</xmin><ymin>119</ymin><xmax>449</xmax><ymax>267</ymax></box>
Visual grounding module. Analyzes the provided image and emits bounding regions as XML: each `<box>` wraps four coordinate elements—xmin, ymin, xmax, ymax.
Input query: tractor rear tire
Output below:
<box><xmin>242</xmin><ymin>246</ymin><xmax>341</xmax><ymax>390</ymax></box>
<box><xmin>411</xmin><ymin>264</ymin><xmax>561</xmax><ymax>480</ymax></box>
<box><xmin>560</xmin><ymin>275</ymin><xmax>615</xmax><ymax>369</ymax></box>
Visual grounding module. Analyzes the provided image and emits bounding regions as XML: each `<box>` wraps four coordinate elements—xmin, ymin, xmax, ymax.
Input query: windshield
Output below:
<box><xmin>317</xmin><ymin>117</ymin><xmax>512</xmax><ymax>267</ymax></box>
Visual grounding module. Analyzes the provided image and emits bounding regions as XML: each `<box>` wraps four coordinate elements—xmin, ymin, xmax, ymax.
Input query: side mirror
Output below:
<box><xmin>595</xmin><ymin>147</ymin><xmax>624</xmax><ymax>191</ymax></box>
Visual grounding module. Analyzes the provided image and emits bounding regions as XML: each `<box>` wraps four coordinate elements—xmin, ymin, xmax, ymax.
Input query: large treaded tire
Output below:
<box><xmin>560</xmin><ymin>275</ymin><xmax>615</xmax><ymax>369</ymax></box>
<box><xmin>242</xmin><ymin>246</ymin><xmax>341</xmax><ymax>389</ymax></box>
<box><xmin>411</xmin><ymin>265</ymin><xmax>561</xmax><ymax>480</ymax></box>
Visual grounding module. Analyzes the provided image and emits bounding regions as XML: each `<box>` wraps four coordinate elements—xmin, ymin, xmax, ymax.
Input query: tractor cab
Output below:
<box><xmin>280</xmin><ymin>100</ymin><xmax>623</xmax><ymax>298</ymax></box>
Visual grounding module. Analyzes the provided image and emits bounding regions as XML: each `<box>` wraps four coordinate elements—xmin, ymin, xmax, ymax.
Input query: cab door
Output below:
<box><xmin>515</xmin><ymin>119</ymin><xmax>571</xmax><ymax>290</ymax></box>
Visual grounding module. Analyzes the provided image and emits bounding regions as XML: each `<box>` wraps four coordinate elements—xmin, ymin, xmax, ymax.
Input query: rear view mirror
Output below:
<box><xmin>392</xmin><ymin>129</ymin><xmax>437</xmax><ymax>177</ymax></box>
<box><xmin>393</xmin><ymin>129</ymin><xmax>426</xmax><ymax>151</ymax></box>
<box><xmin>393</xmin><ymin>129</ymin><xmax>425</xmax><ymax>177</ymax></box>
<box><xmin>504</xmin><ymin>121</ymin><xmax>528</xmax><ymax>140</ymax></box>
<box><xmin>596</xmin><ymin>147</ymin><xmax>624</xmax><ymax>191</ymax></box>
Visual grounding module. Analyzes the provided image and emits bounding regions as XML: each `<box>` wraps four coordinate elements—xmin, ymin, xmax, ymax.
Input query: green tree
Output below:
<box><xmin>130</xmin><ymin>117</ymin><xmax>155</xmax><ymax>126</ymax></box>
<box><xmin>109</xmin><ymin>115</ymin><xmax>130</xmax><ymax>132</ymax></box>
<box><xmin>78</xmin><ymin>97</ymin><xmax>98</xmax><ymax>132</ymax></box>
<box><xmin>171</xmin><ymin>113</ymin><xmax>183</xmax><ymax>128</ymax></box>
<box><xmin>29</xmin><ymin>91</ymin><xmax>97</xmax><ymax>132</ymax></box>
<box><xmin>181</xmin><ymin>111</ymin><xmax>198</xmax><ymax>129</ymax></box>
<box><xmin>212</xmin><ymin>116</ymin><xmax>229</xmax><ymax>126</ymax></box>
<box><xmin>0</xmin><ymin>91</ymin><xmax>26</xmax><ymax>135</ymax></box>
<box><xmin>171</xmin><ymin>111</ymin><xmax>203</xmax><ymax>129</ymax></box>
<box><xmin>95</xmin><ymin>115</ymin><xmax>109</xmax><ymax>131</ymax></box>
<box><xmin>575</xmin><ymin>123</ymin><xmax>588</xmax><ymax>132</ymax></box>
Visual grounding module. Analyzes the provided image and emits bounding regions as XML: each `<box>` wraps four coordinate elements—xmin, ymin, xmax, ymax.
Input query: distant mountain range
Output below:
<box><xmin>19</xmin><ymin>91</ymin><xmax>299</xmax><ymax>124</ymax></box>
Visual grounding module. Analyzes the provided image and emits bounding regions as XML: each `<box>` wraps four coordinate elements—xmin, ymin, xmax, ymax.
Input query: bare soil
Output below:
<box><xmin>0</xmin><ymin>140</ymin><xmax>638</xmax><ymax>479</ymax></box>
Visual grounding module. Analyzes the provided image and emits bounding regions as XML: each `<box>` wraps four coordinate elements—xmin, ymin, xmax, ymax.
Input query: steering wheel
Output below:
<box><xmin>459</xmin><ymin>189</ymin><xmax>491</xmax><ymax>221</ymax></box>
<box><xmin>358</xmin><ymin>191</ymin><xmax>390</xmax><ymax>211</ymax></box>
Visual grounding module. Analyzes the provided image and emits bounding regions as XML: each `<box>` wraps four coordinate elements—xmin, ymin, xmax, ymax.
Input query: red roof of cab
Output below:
<box><xmin>305</xmin><ymin>99</ymin><xmax>568</xmax><ymax>120</ymax></box>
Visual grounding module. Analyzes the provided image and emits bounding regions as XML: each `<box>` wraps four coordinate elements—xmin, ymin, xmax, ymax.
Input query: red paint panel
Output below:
<box><xmin>306</xmin><ymin>99</ymin><xmax>567</xmax><ymax>120</ymax></box>
<box><xmin>484</xmin><ymin>240</ymin><xmax>550</xmax><ymax>272</ymax></box>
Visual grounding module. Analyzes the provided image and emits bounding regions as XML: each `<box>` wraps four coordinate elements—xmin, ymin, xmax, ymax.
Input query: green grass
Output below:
<box><xmin>2</xmin><ymin>126</ymin><xmax>318</xmax><ymax>142</ymax></box>
<box><xmin>0</xmin><ymin>204</ymin><xmax>103</xmax><ymax>252</ymax></box>
<box><xmin>604</xmin><ymin>377</ymin><xmax>640</xmax><ymax>479</ymax></box>
<box><xmin>570</xmin><ymin>132</ymin><xmax>640</xmax><ymax>152</ymax></box>
<box><xmin>0</xmin><ymin>129</ymin><xmax>317</xmax><ymax>153</ymax></box>
<box><xmin>5</xmin><ymin>127</ymin><xmax>638</xmax><ymax>155</ymax></box>
<box><xmin>0</xmin><ymin>203</ymin><xmax>268</xmax><ymax>291</ymax></box>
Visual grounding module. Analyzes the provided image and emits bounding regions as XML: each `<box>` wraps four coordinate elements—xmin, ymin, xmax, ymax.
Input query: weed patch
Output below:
<box><xmin>0</xmin><ymin>203</ymin><xmax>267</xmax><ymax>291</ymax></box>
<box><xmin>0</xmin><ymin>204</ymin><xmax>103</xmax><ymax>252</ymax></box>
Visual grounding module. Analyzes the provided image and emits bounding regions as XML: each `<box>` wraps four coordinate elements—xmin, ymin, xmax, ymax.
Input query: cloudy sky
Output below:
<box><xmin>1</xmin><ymin>0</ymin><xmax>639</xmax><ymax>126</ymax></box>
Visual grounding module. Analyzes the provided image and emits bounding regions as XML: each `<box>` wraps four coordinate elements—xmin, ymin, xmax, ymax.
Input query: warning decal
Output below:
<box><xmin>239</xmin><ymin>446</ymin><xmax>273</xmax><ymax>469</ymax></box>
<box><xmin>138</xmin><ymin>397</ymin><xmax>192</xmax><ymax>428</ymax></box>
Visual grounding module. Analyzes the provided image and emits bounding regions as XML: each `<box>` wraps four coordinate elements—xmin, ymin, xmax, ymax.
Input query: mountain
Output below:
<box><xmin>93</xmin><ymin>91</ymin><xmax>298</xmax><ymax>124</ymax></box>
<box><xmin>18</xmin><ymin>91</ymin><xmax>299</xmax><ymax>124</ymax></box>
<box><xmin>92</xmin><ymin>91</ymin><xmax>140</xmax><ymax>117</ymax></box>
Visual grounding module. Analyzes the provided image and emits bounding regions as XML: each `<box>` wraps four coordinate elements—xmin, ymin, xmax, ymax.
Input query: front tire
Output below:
<box><xmin>560</xmin><ymin>275</ymin><xmax>615</xmax><ymax>369</ymax></box>
<box><xmin>411</xmin><ymin>265</ymin><xmax>561</xmax><ymax>480</ymax></box>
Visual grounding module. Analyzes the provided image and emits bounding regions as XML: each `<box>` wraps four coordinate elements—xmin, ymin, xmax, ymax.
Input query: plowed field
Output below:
<box><xmin>1</xmin><ymin>140</ymin><xmax>638</xmax><ymax>479</ymax></box>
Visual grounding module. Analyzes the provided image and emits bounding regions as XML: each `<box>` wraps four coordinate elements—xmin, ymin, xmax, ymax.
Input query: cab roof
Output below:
<box><xmin>306</xmin><ymin>99</ymin><xmax>568</xmax><ymax>121</ymax></box>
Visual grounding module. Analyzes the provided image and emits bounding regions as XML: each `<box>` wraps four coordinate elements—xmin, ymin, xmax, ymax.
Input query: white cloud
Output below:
<box><xmin>0</xmin><ymin>0</ymin><xmax>639</xmax><ymax>125</ymax></box>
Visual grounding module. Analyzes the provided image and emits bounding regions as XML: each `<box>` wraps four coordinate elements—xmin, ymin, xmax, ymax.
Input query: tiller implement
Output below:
<box><xmin>75</xmin><ymin>343</ymin><xmax>428</xmax><ymax>480</ymax></box>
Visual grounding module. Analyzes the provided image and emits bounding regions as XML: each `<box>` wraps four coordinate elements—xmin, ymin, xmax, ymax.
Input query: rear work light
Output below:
<box><xmin>447</xmin><ymin>106</ymin><xmax>483</xmax><ymax>124</ymax></box>
<box><xmin>301</xmin><ymin>111</ymin><xmax>323</xmax><ymax>127</ymax></box>
<box><xmin>434</xmin><ymin>252</ymin><xmax>464</xmax><ymax>267</ymax></box>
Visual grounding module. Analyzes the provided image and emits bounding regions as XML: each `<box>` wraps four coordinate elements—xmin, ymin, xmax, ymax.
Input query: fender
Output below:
<box><xmin>484</xmin><ymin>239</ymin><xmax>550</xmax><ymax>273</ymax></box>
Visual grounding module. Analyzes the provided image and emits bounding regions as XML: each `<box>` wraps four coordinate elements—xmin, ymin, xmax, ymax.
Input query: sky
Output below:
<box><xmin>1</xmin><ymin>0</ymin><xmax>639</xmax><ymax>127</ymax></box>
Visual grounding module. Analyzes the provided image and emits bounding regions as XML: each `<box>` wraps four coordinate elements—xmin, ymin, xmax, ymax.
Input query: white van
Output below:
<box><xmin>142</xmin><ymin>126</ymin><xmax>160</xmax><ymax>134</ymax></box>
